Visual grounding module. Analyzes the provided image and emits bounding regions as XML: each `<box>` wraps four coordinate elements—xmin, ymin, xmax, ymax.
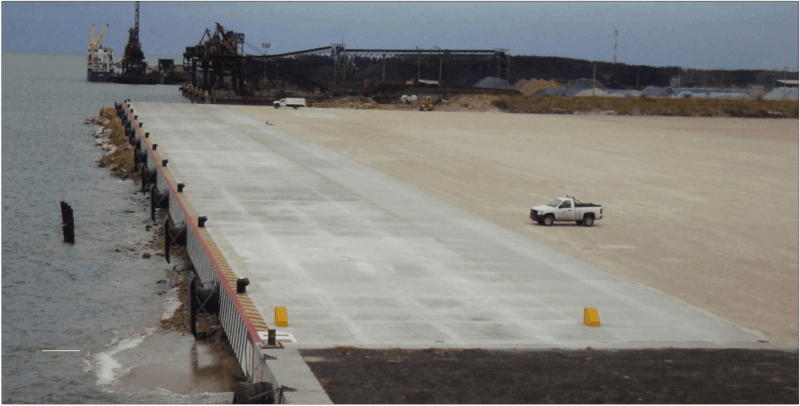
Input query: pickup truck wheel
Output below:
<box><xmin>575</xmin><ymin>220</ymin><xmax>584</xmax><ymax>225</ymax></box>
<box><xmin>274</xmin><ymin>105</ymin><xmax>279</xmax><ymax>109</ymax></box>
<box><xmin>536</xmin><ymin>219</ymin><xmax>544</xmax><ymax>225</ymax></box>
<box><xmin>293</xmin><ymin>106</ymin><xmax>298</xmax><ymax>109</ymax></box>
<box><xmin>583</xmin><ymin>215</ymin><xmax>594</xmax><ymax>227</ymax></box>
<box><xmin>543</xmin><ymin>215</ymin><xmax>554</xmax><ymax>226</ymax></box>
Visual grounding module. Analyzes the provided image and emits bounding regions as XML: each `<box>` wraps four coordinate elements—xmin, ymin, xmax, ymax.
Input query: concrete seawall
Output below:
<box><xmin>119</xmin><ymin>101</ymin><xmax>331</xmax><ymax>404</ymax></box>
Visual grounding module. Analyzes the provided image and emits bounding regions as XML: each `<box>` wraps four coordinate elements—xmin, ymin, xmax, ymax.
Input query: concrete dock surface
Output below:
<box><xmin>236</xmin><ymin>106</ymin><xmax>799</xmax><ymax>347</ymax></box>
<box><xmin>133</xmin><ymin>102</ymin><xmax>795</xmax><ymax>351</ymax></box>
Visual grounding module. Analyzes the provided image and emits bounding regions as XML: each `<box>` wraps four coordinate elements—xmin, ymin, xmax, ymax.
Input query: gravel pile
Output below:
<box><xmin>473</xmin><ymin>77</ymin><xmax>511</xmax><ymax>89</ymax></box>
<box><xmin>518</xmin><ymin>79</ymin><xmax>564</xmax><ymax>96</ymax></box>
<box><xmin>567</xmin><ymin>78</ymin><xmax>605</xmax><ymax>89</ymax></box>
<box><xmin>764</xmin><ymin>88</ymin><xmax>799</xmax><ymax>99</ymax></box>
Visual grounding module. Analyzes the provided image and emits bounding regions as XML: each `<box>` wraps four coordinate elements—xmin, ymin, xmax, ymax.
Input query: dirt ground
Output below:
<box><xmin>300</xmin><ymin>347</ymin><xmax>798</xmax><ymax>403</ymax></box>
<box><xmin>236</xmin><ymin>106</ymin><xmax>799</xmax><ymax>346</ymax></box>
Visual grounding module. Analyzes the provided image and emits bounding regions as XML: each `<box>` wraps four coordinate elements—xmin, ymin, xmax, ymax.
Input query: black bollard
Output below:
<box><xmin>237</xmin><ymin>277</ymin><xmax>250</xmax><ymax>294</ymax></box>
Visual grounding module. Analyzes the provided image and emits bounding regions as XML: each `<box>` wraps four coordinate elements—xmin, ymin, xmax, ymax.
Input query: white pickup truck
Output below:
<box><xmin>273</xmin><ymin>98</ymin><xmax>306</xmax><ymax>109</ymax></box>
<box><xmin>530</xmin><ymin>196</ymin><xmax>603</xmax><ymax>227</ymax></box>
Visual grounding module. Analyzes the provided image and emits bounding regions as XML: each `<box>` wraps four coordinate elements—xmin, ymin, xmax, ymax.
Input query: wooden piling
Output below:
<box><xmin>60</xmin><ymin>201</ymin><xmax>74</xmax><ymax>244</ymax></box>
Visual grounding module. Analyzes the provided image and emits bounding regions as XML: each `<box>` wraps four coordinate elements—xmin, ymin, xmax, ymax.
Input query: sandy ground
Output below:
<box><xmin>236</xmin><ymin>106</ymin><xmax>798</xmax><ymax>346</ymax></box>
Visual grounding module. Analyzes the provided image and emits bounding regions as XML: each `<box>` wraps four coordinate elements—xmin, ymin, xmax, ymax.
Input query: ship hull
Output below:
<box><xmin>111</xmin><ymin>75</ymin><xmax>159</xmax><ymax>85</ymax></box>
<box><xmin>87</xmin><ymin>70</ymin><xmax>114</xmax><ymax>83</ymax></box>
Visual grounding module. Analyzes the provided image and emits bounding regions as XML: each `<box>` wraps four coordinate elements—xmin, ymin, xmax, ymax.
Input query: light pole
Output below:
<box><xmin>262</xmin><ymin>42</ymin><xmax>270</xmax><ymax>83</ymax></box>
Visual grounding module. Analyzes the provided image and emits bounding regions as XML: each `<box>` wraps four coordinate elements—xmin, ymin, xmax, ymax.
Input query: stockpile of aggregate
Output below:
<box><xmin>644</xmin><ymin>86</ymin><xmax>751</xmax><ymax>98</ymax></box>
<box><xmin>518</xmin><ymin>78</ymin><xmax>564</xmax><ymax>96</ymax></box>
<box><xmin>512</xmin><ymin>79</ymin><xmax>528</xmax><ymax>90</ymax></box>
<box><xmin>606</xmin><ymin>89</ymin><xmax>643</xmax><ymax>97</ymax></box>
<box><xmin>764</xmin><ymin>87</ymin><xmax>799</xmax><ymax>99</ymax></box>
<box><xmin>438</xmin><ymin>94</ymin><xmax>501</xmax><ymax>112</ymax></box>
<box><xmin>574</xmin><ymin>88</ymin><xmax>613</xmax><ymax>97</ymax></box>
<box><xmin>681</xmin><ymin>92</ymin><xmax>751</xmax><ymax>99</ymax></box>
<box><xmin>567</xmin><ymin>78</ymin><xmax>605</xmax><ymax>89</ymax></box>
<box><xmin>473</xmin><ymin>77</ymin><xmax>511</xmax><ymax>89</ymax></box>
<box><xmin>538</xmin><ymin>88</ymin><xmax>569</xmax><ymax>97</ymax></box>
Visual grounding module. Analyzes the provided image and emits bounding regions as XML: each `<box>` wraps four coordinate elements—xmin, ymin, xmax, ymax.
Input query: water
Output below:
<box><xmin>2</xmin><ymin>53</ymin><xmax>235</xmax><ymax>403</ymax></box>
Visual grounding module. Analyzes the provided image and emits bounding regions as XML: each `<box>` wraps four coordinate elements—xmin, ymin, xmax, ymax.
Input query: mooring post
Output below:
<box><xmin>60</xmin><ymin>201</ymin><xmax>75</xmax><ymax>244</ymax></box>
<box><xmin>237</xmin><ymin>277</ymin><xmax>250</xmax><ymax>294</ymax></box>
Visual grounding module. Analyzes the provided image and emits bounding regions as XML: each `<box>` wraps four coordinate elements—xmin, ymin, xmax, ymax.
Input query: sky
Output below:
<box><xmin>2</xmin><ymin>1</ymin><xmax>798</xmax><ymax>70</ymax></box>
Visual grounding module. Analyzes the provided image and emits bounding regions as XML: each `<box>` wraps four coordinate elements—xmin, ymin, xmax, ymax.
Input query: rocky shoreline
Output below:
<box><xmin>87</xmin><ymin>107</ymin><xmax>241</xmax><ymax>361</ymax></box>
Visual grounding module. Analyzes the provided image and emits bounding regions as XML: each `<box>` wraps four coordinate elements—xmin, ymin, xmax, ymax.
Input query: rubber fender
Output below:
<box><xmin>168</xmin><ymin>221</ymin><xmax>187</xmax><ymax>246</ymax></box>
<box><xmin>188</xmin><ymin>273</ymin><xmax>197</xmax><ymax>338</ymax></box>
<box><xmin>196</xmin><ymin>284</ymin><xmax>220</xmax><ymax>314</ymax></box>
<box><xmin>135</xmin><ymin>149</ymin><xmax>148</xmax><ymax>166</ymax></box>
<box><xmin>141</xmin><ymin>165</ymin><xmax>157</xmax><ymax>194</ymax></box>
<box><xmin>134</xmin><ymin>149</ymin><xmax>147</xmax><ymax>173</ymax></box>
<box><xmin>164</xmin><ymin>218</ymin><xmax>187</xmax><ymax>264</ymax></box>
<box><xmin>149</xmin><ymin>185</ymin><xmax>169</xmax><ymax>222</ymax></box>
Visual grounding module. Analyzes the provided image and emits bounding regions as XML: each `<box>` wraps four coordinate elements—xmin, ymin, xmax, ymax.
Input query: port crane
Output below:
<box><xmin>121</xmin><ymin>1</ymin><xmax>147</xmax><ymax>77</ymax></box>
<box><xmin>88</xmin><ymin>23</ymin><xmax>109</xmax><ymax>50</ymax></box>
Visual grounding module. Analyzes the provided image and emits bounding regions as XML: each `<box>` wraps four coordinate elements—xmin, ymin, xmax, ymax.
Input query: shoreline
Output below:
<box><xmin>88</xmin><ymin>108</ymin><xmax>245</xmax><ymax>397</ymax></box>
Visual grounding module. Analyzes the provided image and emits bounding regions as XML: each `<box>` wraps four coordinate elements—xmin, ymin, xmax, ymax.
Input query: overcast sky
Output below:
<box><xmin>2</xmin><ymin>1</ymin><xmax>798</xmax><ymax>70</ymax></box>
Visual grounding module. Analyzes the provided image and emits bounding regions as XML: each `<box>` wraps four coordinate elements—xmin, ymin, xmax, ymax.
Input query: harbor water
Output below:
<box><xmin>2</xmin><ymin>53</ymin><xmax>238</xmax><ymax>403</ymax></box>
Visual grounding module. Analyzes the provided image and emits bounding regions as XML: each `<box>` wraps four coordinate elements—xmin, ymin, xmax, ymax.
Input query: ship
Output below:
<box><xmin>87</xmin><ymin>23</ymin><xmax>115</xmax><ymax>82</ymax></box>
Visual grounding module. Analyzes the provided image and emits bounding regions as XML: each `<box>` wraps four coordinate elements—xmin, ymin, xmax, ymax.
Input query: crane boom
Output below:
<box><xmin>94</xmin><ymin>23</ymin><xmax>109</xmax><ymax>48</ymax></box>
<box><xmin>135</xmin><ymin>1</ymin><xmax>139</xmax><ymax>33</ymax></box>
<box><xmin>89</xmin><ymin>24</ymin><xmax>95</xmax><ymax>47</ymax></box>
